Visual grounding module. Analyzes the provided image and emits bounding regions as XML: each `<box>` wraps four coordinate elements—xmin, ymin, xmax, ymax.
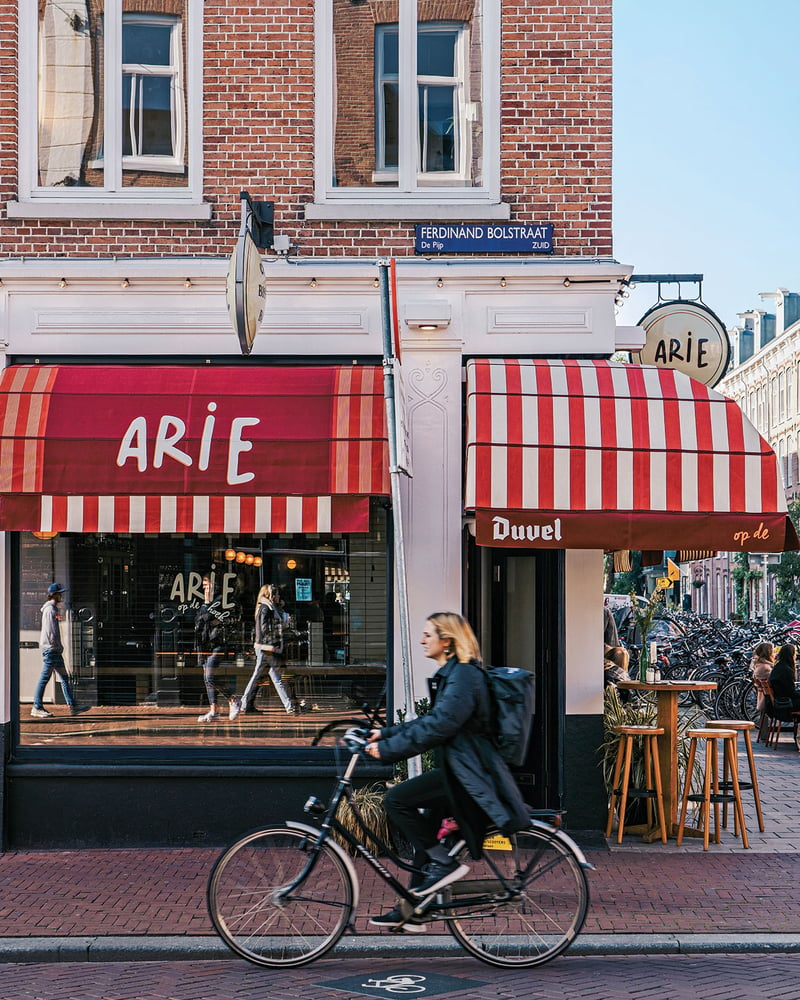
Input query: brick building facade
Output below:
<box><xmin>3</xmin><ymin>1</ymin><xmax>785</xmax><ymax>850</ymax></box>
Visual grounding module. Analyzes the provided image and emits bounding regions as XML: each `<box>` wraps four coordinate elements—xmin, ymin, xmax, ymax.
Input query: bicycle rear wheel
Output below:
<box><xmin>208</xmin><ymin>826</ymin><xmax>354</xmax><ymax>968</ymax></box>
<box><xmin>445</xmin><ymin>826</ymin><xmax>589</xmax><ymax>968</ymax></box>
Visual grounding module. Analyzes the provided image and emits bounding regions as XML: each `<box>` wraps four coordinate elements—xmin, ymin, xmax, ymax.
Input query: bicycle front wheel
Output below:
<box><xmin>445</xmin><ymin>826</ymin><xmax>589</xmax><ymax>968</ymax></box>
<box><xmin>208</xmin><ymin>826</ymin><xmax>354</xmax><ymax>968</ymax></box>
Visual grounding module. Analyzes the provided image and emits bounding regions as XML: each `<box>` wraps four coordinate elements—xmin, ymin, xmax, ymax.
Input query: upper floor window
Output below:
<box><xmin>311</xmin><ymin>0</ymin><xmax>503</xmax><ymax>219</ymax></box>
<box><xmin>13</xmin><ymin>0</ymin><xmax>206</xmax><ymax>218</ymax></box>
<box><xmin>121</xmin><ymin>14</ymin><xmax>185</xmax><ymax>173</ymax></box>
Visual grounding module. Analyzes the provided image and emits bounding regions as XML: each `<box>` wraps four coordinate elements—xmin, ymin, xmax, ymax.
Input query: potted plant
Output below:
<box><xmin>629</xmin><ymin>588</ymin><xmax>665</xmax><ymax>679</ymax></box>
<box><xmin>599</xmin><ymin>686</ymin><xmax>703</xmax><ymax>829</ymax></box>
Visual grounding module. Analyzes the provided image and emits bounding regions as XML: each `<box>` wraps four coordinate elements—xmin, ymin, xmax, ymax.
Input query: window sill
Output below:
<box><xmin>304</xmin><ymin>201</ymin><xmax>511</xmax><ymax>222</ymax></box>
<box><xmin>6</xmin><ymin>200</ymin><xmax>213</xmax><ymax>221</ymax></box>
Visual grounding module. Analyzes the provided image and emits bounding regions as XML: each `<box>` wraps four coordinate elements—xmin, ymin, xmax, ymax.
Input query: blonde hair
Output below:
<box><xmin>427</xmin><ymin>612</ymin><xmax>482</xmax><ymax>664</ymax></box>
<box><xmin>254</xmin><ymin>584</ymin><xmax>281</xmax><ymax>620</ymax></box>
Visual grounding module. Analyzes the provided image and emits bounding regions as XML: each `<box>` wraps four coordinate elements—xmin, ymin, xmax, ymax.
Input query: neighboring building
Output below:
<box><xmin>686</xmin><ymin>290</ymin><xmax>800</xmax><ymax>620</ymax></box>
<box><xmin>0</xmin><ymin>1</ymin><xmax>792</xmax><ymax>848</ymax></box>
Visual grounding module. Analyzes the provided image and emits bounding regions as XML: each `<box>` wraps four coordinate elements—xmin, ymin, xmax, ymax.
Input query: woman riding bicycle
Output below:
<box><xmin>364</xmin><ymin>612</ymin><xmax>531</xmax><ymax>930</ymax></box>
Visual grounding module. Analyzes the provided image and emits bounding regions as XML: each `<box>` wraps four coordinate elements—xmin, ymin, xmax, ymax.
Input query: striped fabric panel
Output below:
<box><xmin>0</xmin><ymin>366</ymin><xmax>58</xmax><ymax>493</ymax></box>
<box><xmin>331</xmin><ymin>366</ymin><xmax>390</xmax><ymax>496</ymax></box>
<box><xmin>465</xmin><ymin>358</ymin><xmax>788</xmax><ymax>517</ymax></box>
<box><xmin>33</xmin><ymin>495</ymin><xmax>367</xmax><ymax>534</ymax></box>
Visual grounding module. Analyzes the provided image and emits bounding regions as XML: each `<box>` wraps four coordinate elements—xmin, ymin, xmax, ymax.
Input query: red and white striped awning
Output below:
<box><xmin>0</xmin><ymin>365</ymin><xmax>389</xmax><ymax>534</ymax></box>
<box><xmin>465</xmin><ymin>358</ymin><xmax>799</xmax><ymax>553</ymax></box>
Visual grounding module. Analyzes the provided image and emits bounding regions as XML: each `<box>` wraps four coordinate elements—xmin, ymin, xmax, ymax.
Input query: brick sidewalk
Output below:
<box><xmin>1</xmin><ymin>739</ymin><xmax>797</xmax><ymax>941</ymax></box>
<box><xmin>1</xmin><ymin>846</ymin><xmax>798</xmax><ymax>939</ymax></box>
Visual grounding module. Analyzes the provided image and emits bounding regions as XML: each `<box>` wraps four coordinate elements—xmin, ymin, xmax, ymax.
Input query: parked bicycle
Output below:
<box><xmin>208</xmin><ymin>728</ymin><xmax>592</xmax><ymax>969</ymax></box>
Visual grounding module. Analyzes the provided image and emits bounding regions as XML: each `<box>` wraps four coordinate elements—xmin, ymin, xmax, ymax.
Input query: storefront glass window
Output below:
<box><xmin>17</xmin><ymin>505</ymin><xmax>388</xmax><ymax>748</ymax></box>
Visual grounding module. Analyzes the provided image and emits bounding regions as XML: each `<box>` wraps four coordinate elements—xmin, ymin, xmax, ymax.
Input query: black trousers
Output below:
<box><xmin>384</xmin><ymin>769</ymin><xmax>451</xmax><ymax>886</ymax></box>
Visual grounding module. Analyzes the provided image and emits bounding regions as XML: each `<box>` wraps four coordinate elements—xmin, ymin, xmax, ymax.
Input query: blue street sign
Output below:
<box><xmin>415</xmin><ymin>223</ymin><xmax>553</xmax><ymax>254</ymax></box>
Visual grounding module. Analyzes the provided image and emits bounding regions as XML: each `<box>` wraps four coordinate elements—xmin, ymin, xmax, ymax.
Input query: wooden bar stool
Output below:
<box><xmin>706</xmin><ymin>720</ymin><xmax>765</xmax><ymax>833</ymax></box>
<box><xmin>605</xmin><ymin>725</ymin><xmax>667</xmax><ymax>844</ymax></box>
<box><xmin>677</xmin><ymin>728</ymin><xmax>749</xmax><ymax>850</ymax></box>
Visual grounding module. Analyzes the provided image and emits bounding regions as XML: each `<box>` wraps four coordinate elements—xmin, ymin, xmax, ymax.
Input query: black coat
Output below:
<box><xmin>377</xmin><ymin>657</ymin><xmax>531</xmax><ymax>858</ymax></box>
<box><xmin>769</xmin><ymin>661</ymin><xmax>800</xmax><ymax>709</ymax></box>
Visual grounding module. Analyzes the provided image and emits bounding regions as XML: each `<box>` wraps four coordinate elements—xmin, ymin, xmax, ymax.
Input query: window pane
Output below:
<box><xmin>418</xmin><ymin>30</ymin><xmax>456</xmax><ymax>76</ymax></box>
<box><xmin>382</xmin><ymin>82</ymin><xmax>399</xmax><ymax>169</ymax></box>
<box><xmin>122</xmin><ymin>75</ymin><xmax>175</xmax><ymax>157</ymax></box>
<box><xmin>332</xmin><ymin>4</ymin><xmax>397</xmax><ymax>187</ymax></box>
<box><xmin>382</xmin><ymin>27</ymin><xmax>398</xmax><ymax>75</ymax></box>
<box><xmin>122</xmin><ymin>23</ymin><xmax>172</xmax><ymax>65</ymax></box>
<box><xmin>18</xmin><ymin>508</ymin><xmax>388</xmax><ymax>749</ymax></box>
<box><xmin>37</xmin><ymin>0</ymin><xmax>104</xmax><ymax>188</ymax></box>
<box><xmin>419</xmin><ymin>84</ymin><xmax>456</xmax><ymax>172</ymax></box>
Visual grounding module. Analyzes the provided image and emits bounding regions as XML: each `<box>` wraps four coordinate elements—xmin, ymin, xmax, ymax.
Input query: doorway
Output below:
<box><xmin>467</xmin><ymin>537</ymin><xmax>565</xmax><ymax>810</ymax></box>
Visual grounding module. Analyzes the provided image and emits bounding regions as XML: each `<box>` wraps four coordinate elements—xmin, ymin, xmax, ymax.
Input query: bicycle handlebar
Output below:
<box><xmin>342</xmin><ymin>727</ymin><xmax>371</xmax><ymax>754</ymax></box>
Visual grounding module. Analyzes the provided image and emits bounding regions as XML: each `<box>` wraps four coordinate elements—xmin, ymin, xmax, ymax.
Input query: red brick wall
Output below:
<box><xmin>0</xmin><ymin>0</ymin><xmax>612</xmax><ymax>258</ymax></box>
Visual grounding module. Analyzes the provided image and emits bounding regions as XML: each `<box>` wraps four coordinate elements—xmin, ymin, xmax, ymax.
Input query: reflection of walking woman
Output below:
<box><xmin>242</xmin><ymin>585</ymin><xmax>294</xmax><ymax>715</ymax></box>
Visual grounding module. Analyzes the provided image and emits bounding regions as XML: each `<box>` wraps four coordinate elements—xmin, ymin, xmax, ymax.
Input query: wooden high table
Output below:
<box><xmin>616</xmin><ymin>679</ymin><xmax>717</xmax><ymax>841</ymax></box>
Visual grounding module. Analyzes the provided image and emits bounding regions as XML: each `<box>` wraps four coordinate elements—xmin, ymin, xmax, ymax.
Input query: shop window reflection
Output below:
<box><xmin>17</xmin><ymin>506</ymin><xmax>387</xmax><ymax>748</ymax></box>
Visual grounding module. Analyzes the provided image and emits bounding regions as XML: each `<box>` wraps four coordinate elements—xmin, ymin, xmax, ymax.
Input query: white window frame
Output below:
<box><xmin>374</xmin><ymin>22</ymin><xmax>469</xmax><ymax>186</ymax></box>
<box><xmin>11</xmin><ymin>0</ymin><xmax>208</xmax><ymax>220</ymax></box>
<box><xmin>119</xmin><ymin>13</ymin><xmax>186</xmax><ymax>175</ymax></box>
<box><xmin>309</xmin><ymin>0</ymin><xmax>505</xmax><ymax>221</ymax></box>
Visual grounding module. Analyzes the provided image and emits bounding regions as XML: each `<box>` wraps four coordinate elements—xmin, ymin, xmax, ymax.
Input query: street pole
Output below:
<box><xmin>377</xmin><ymin>259</ymin><xmax>421</xmax><ymax>778</ymax></box>
<box><xmin>758</xmin><ymin>359</ymin><xmax>773</xmax><ymax>624</ymax></box>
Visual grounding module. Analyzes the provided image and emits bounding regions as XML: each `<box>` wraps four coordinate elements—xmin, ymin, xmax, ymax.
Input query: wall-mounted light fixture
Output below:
<box><xmin>404</xmin><ymin>301</ymin><xmax>452</xmax><ymax>331</ymax></box>
<box><xmin>121</xmin><ymin>278</ymin><xmax>130</xmax><ymax>288</ymax></box>
<box><xmin>500</xmin><ymin>277</ymin><xmax>507</xmax><ymax>287</ymax></box>
<box><xmin>310</xmin><ymin>277</ymin><xmax>318</xmax><ymax>288</ymax></box>
<box><xmin>373</xmin><ymin>277</ymin><xmax>380</xmax><ymax>287</ymax></box>
<box><xmin>436</xmin><ymin>277</ymin><xmax>444</xmax><ymax>288</ymax></box>
<box><xmin>184</xmin><ymin>277</ymin><xmax>192</xmax><ymax>289</ymax></box>
<box><xmin>59</xmin><ymin>278</ymin><xmax>68</xmax><ymax>288</ymax></box>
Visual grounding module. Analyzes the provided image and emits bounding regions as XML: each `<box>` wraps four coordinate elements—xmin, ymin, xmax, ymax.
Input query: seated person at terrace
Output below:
<box><xmin>768</xmin><ymin>643</ymin><xmax>800</xmax><ymax>711</ymax></box>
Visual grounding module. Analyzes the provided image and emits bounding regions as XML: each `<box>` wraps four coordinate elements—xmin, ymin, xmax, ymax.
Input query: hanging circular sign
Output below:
<box><xmin>632</xmin><ymin>300</ymin><xmax>730</xmax><ymax>387</ymax></box>
<box><xmin>225</xmin><ymin>229</ymin><xmax>266</xmax><ymax>356</ymax></box>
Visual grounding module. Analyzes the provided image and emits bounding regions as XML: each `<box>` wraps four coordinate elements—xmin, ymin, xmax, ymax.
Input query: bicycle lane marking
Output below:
<box><xmin>316</xmin><ymin>969</ymin><xmax>487</xmax><ymax>997</ymax></box>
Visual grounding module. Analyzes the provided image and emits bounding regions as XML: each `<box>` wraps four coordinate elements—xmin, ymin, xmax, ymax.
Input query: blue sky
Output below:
<box><xmin>613</xmin><ymin>0</ymin><xmax>800</xmax><ymax>331</ymax></box>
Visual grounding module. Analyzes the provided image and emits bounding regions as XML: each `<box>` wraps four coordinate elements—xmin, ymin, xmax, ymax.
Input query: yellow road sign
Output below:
<box><xmin>656</xmin><ymin>577</ymin><xmax>672</xmax><ymax>590</ymax></box>
<box><xmin>667</xmin><ymin>558</ymin><xmax>681</xmax><ymax>581</ymax></box>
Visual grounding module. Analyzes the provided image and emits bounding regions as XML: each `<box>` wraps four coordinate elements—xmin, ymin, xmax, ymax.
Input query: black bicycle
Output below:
<box><xmin>208</xmin><ymin>729</ymin><xmax>592</xmax><ymax>969</ymax></box>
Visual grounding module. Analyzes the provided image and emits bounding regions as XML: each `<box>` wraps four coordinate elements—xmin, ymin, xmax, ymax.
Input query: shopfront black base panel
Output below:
<box><xmin>0</xmin><ymin>723</ymin><xmax>7</xmax><ymax>851</ymax></box>
<box><xmin>563</xmin><ymin>714</ymin><xmax>606</xmax><ymax>830</ymax></box>
<box><xmin>4</xmin><ymin>766</ymin><xmax>361</xmax><ymax>849</ymax></box>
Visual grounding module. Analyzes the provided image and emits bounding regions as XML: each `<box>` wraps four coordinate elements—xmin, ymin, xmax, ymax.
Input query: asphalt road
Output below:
<box><xmin>3</xmin><ymin>953</ymin><xmax>796</xmax><ymax>1000</ymax></box>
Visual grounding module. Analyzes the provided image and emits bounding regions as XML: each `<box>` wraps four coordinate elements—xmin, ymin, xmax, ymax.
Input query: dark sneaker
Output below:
<box><xmin>368</xmin><ymin>906</ymin><xmax>427</xmax><ymax>933</ymax></box>
<box><xmin>70</xmin><ymin>705</ymin><xmax>91</xmax><ymax>716</ymax></box>
<box><xmin>410</xmin><ymin>859</ymin><xmax>470</xmax><ymax>898</ymax></box>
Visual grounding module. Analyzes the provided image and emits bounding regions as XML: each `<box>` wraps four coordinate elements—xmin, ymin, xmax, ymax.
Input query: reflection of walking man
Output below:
<box><xmin>32</xmin><ymin>583</ymin><xmax>81</xmax><ymax>718</ymax></box>
<box><xmin>197</xmin><ymin>574</ymin><xmax>242</xmax><ymax>723</ymax></box>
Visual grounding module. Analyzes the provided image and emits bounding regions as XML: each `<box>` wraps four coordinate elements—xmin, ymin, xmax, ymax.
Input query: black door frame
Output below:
<box><xmin>465</xmin><ymin>533</ymin><xmax>565</xmax><ymax>810</ymax></box>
